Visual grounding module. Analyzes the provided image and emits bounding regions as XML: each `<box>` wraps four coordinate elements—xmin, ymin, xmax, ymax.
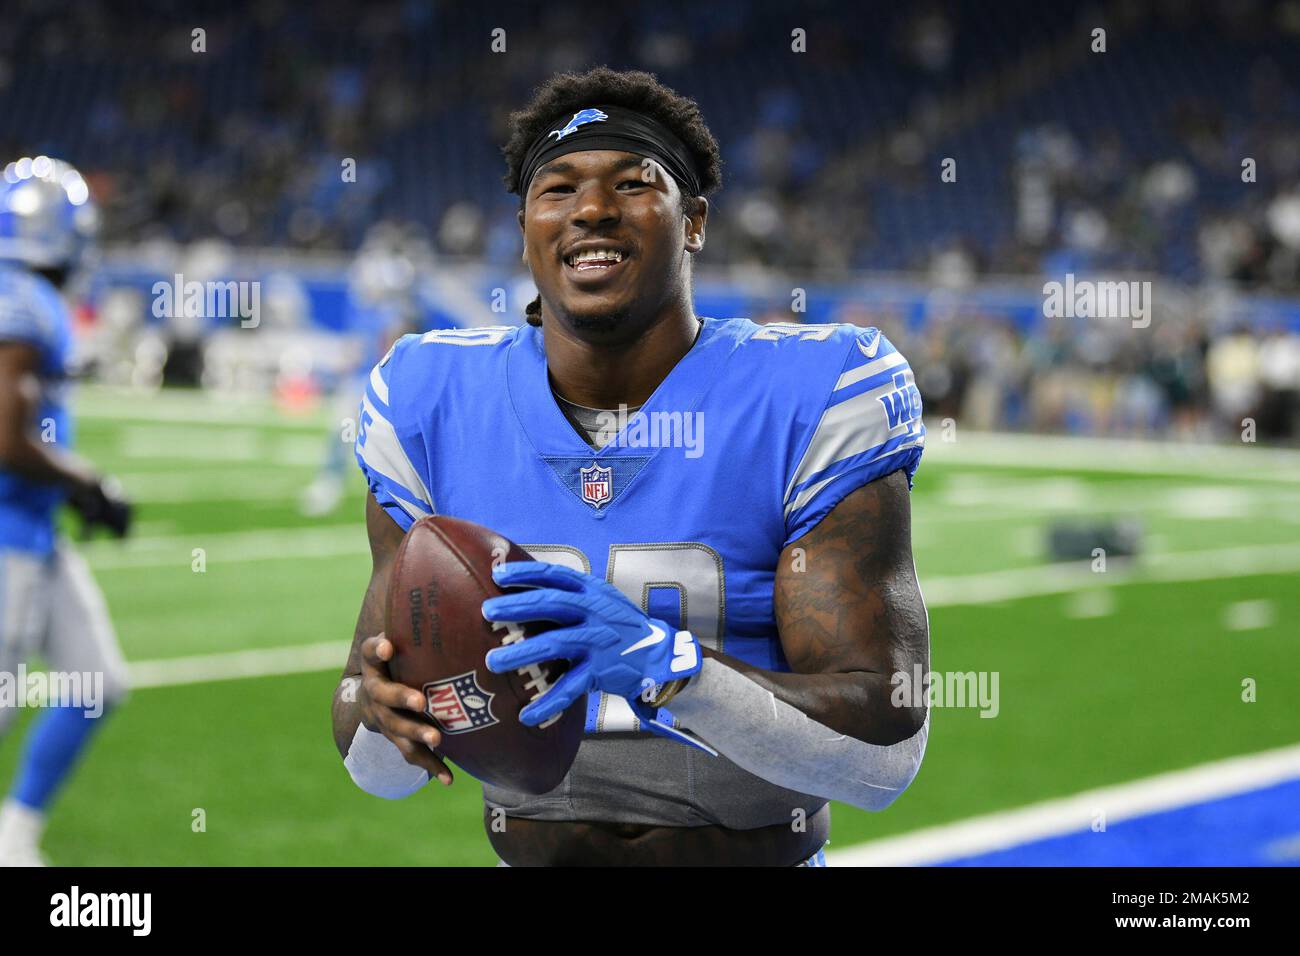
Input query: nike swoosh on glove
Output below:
<box><xmin>482</xmin><ymin>561</ymin><xmax>703</xmax><ymax>729</ymax></box>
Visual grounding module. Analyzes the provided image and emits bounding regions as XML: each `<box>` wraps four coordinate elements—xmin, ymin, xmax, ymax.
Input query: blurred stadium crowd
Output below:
<box><xmin>1</xmin><ymin>0</ymin><xmax>1298</xmax><ymax>441</ymax></box>
<box><xmin>887</xmin><ymin>310</ymin><xmax>1299</xmax><ymax>441</ymax></box>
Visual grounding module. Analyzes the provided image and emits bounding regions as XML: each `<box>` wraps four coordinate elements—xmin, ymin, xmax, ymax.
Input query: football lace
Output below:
<box><xmin>495</xmin><ymin>622</ymin><xmax>562</xmax><ymax>729</ymax></box>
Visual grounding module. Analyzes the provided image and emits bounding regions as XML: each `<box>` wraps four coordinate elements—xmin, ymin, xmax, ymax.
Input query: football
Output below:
<box><xmin>384</xmin><ymin>515</ymin><xmax>585</xmax><ymax>794</ymax></box>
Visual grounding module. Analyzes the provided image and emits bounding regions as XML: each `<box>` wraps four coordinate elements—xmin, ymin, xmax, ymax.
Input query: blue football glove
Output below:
<box><xmin>483</xmin><ymin>561</ymin><xmax>712</xmax><ymax>753</ymax></box>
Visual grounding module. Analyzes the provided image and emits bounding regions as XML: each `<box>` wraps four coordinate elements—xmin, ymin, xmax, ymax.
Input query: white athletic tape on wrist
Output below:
<box><xmin>343</xmin><ymin>724</ymin><xmax>431</xmax><ymax>799</ymax></box>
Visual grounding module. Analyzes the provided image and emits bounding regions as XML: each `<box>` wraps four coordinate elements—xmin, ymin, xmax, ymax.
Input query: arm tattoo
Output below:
<box><xmin>725</xmin><ymin>468</ymin><xmax>929</xmax><ymax>745</ymax></box>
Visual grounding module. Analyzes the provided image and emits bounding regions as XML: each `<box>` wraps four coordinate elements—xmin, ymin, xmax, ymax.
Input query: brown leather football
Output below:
<box><xmin>384</xmin><ymin>515</ymin><xmax>584</xmax><ymax>794</ymax></box>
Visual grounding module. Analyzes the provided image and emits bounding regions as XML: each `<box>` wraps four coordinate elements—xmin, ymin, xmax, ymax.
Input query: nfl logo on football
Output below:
<box><xmin>580</xmin><ymin>463</ymin><xmax>612</xmax><ymax>509</ymax></box>
<box><xmin>423</xmin><ymin>671</ymin><xmax>499</xmax><ymax>734</ymax></box>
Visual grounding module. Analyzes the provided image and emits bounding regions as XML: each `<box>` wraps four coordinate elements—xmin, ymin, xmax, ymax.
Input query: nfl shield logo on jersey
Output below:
<box><xmin>423</xmin><ymin>671</ymin><xmax>498</xmax><ymax>734</ymax></box>
<box><xmin>580</xmin><ymin>463</ymin><xmax>613</xmax><ymax>509</ymax></box>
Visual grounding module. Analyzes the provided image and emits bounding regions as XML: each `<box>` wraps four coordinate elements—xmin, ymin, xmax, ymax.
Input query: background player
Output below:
<box><xmin>300</xmin><ymin>234</ymin><xmax>424</xmax><ymax>517</ymax></box>
<box><xmin>0</xmin><ymin>158</ymin><xmax>132</xmax><ymax>866</ymax></box>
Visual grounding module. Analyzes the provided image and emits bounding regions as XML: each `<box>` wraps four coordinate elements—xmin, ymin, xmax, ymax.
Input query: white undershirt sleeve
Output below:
<box><xmin>667</xmin><ymin>658</ymin><xmax>928</xmax><ymax>812</ymax></box>
<box><xmin>343</xmin><ymin>724</ymin><xmax>431</xmax><ymax>800</ymax></box>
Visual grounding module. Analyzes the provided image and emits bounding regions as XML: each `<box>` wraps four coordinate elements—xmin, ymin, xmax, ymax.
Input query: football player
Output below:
<box><xmin>301</xmin><ymin>234</ymin><xmax>426</xmax><ymax>517</ymax></box>
<box><xmin>332</xmin><ymin>68</ymin><xmax>929</xmax><ymax>866</ymax></box>
<box><xmin>0</xmin><ymin>157</ymin><xmax>131</xmax><ymax>866</ymax></box>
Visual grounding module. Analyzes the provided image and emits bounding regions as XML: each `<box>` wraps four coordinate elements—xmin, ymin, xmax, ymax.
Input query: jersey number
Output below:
<box><xmin>419</xmin><ymin>327</ymin><xmax>513</xmax><ymax>346</ymax></box>
<box><xmin>521</xmin><ymin>542</ymin><xmax>726</xmax><ymax>732</ymax></box>
<box><xmin>752</xmin><ymin>322</ymin><xmax>837</xmax><ymax>341</ymax></box>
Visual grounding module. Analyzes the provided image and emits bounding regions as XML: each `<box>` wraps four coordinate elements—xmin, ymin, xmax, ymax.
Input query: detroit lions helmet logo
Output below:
<box><xmin>548</xmin><ymin>108</ymin><xmax>609</xmax><ymax>141</ymax></box>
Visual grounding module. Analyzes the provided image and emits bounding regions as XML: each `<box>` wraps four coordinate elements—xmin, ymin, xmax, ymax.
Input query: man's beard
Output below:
<box><xmin>560</xmin><ymin>299</ymin><xmax>638</xmax><ymax>335</ymax></box>
<box><xmin>569</xmin><ymin>310</ymin><xmax>630</xmax><ymax>334</ymax></box>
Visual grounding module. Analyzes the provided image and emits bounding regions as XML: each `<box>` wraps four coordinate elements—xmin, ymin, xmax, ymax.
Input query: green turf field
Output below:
<box><xmin>1</xmin><ymin>387</ymin><xmax>1296</xmax><ymax>865</ymax></box>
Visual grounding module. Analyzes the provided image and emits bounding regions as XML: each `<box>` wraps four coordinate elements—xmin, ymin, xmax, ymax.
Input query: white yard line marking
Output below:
<box><xmin>73</xmin><ymin>387</ymin><xmax>328</xmax><ymax>429</ymax></box>
<box><xmin>921</xmin><ymin>541</ymin><xmax>1300</xmax><ymax>607</ymax></box>
<box><xmin>112</xmin><ymin>537</ymin><xmax>1297</xmax><ymax>684</ymax></box>
<box><xmin>116</xmin><ymin>470</ymin><xmax>323</xmax><ymax>503</ymax></box>
<box><xmin>117</xmin><ymin>425</ymin><xmax>323</xmax><ymax>466</ymax></box>
<box><xmin>85</xmin><ymin>523</ymin><xmax>1300</xmax><ymax>600</ymax></box>
<box><xmin>924</xmin><ymin>475</ymin><xmax>1300</xmax><ymax>522</ymax></box>
<box><xmin>944</xmin><ymin>547</ymin><xmax>1300</xmax><ymax>604</ymax></box>
<box><xmin>76</xmin><ymin>390</ymin><xmax>1300</xmax><ymax>480</ymax></box>
<box><xmin>827</xmin><ymin>743</ymin><xmax>1300</xmax><ymax>866</ymax></box>
<box><xmin>83</xmin><ymin>524</ymin><xmax>367</xmax><ymax>570</ymax></box>
<box><xmin>128</xmin><ymin>640</ymin><xmax>351</xmax><ymax>689</ymax></box>
<box><xmin>927</xmin><ymin>430</ymin><xmax>1300</xmax><ymax>482</ymax></box>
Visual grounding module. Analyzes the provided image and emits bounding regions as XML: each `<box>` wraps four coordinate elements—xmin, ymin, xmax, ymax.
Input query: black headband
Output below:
<box><xmin>515</xmin><ymin>104</ymin><xmax>703</xmax><ymax>200</ymax></box>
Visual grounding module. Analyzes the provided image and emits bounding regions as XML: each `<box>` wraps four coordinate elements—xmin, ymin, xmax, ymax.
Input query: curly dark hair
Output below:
<box><xmin>502</xmin><ymin>66</ymin><xmax>723</xmax><ymax>325</ymax></box>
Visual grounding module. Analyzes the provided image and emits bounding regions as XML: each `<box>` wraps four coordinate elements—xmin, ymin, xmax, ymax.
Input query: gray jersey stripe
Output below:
<box><xmin>832</xmin><ymin>350</ymin><xmax>907</xmax><ymax>393</ymax></box>
<box><xmin>369</xmin><ymin>363</ymin><xmax>389</xmax><ymax>406</ymax></box>
<box><xmin>784</xmin><ymin>368</ymin><xmax>921</xmax><ymax>505</ymax></box>
<box><xmin>784</xmin><ymin>435</ymin><xmax>925</xmax><ymax>520</ymax></box>
<box><xmin>358</xmin><ymin>392</ymin><xmax>434</xmax><ymax>515</ymax></box>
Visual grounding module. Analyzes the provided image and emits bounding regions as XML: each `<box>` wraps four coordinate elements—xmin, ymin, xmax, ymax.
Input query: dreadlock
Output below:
<box><xmin>501</xmin><ymin>66</ymin><xmax>723</xmax><ymax>326</ymax></box>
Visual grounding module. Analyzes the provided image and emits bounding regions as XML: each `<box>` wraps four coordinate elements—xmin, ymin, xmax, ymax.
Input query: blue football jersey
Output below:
<box><xmin>0</xmin><ymin>263</ymin><xmax>73</xmax><ymax>554</ymax></box>
<box><xmin>356</xmin><ymin>317</ymin><xmax>924</xmax><ymax>735</ymax></box>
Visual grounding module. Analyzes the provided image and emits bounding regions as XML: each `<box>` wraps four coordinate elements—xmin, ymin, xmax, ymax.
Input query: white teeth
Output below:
<box><xmin>567</xmin><ymin>248</ymin><xmax>623</xmax><ymax>265</ymax></box>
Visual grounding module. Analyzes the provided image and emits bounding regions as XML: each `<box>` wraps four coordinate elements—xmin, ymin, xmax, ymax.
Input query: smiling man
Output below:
<box><xmin>331</xmin><ymin>67</ymin><xmax>930</xmax><ymax>866</ymax></box>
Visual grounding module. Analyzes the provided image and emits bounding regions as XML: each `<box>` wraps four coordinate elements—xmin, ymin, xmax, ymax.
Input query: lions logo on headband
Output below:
<box><xmin>548</xmin><ymin>108</ymin><xmax>609</xmax><ymax>141</ymax></box>
<box><xmin>517</xmin><ymin>104</ymin><xmax>701</xmax><ymax>198</ymax></box>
